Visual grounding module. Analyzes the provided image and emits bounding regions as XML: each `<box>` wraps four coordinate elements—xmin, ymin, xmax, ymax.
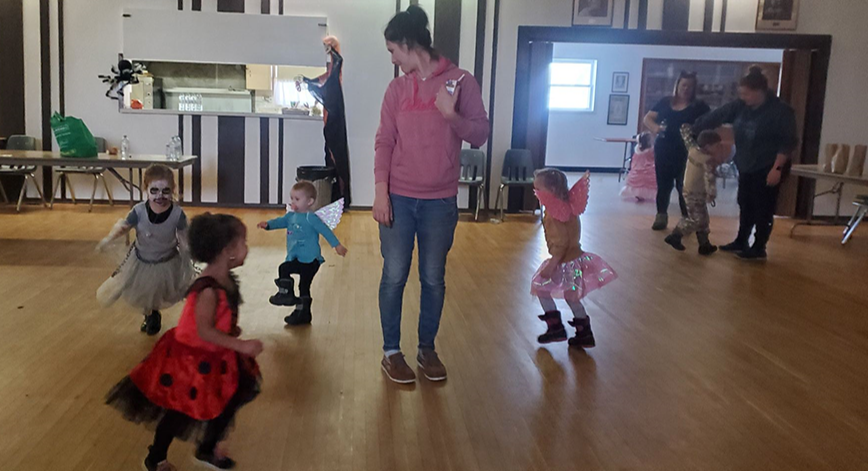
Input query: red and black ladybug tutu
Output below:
<box><xmin>106</xmin><ymin>276</ymin><xmax>260</xmax><ymax>441</ymax></box>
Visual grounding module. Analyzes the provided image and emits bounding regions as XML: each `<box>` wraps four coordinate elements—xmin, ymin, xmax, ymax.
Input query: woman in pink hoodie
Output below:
<box><xmin>374</xmin><ymin>5</ymin><xmax>489</xmax><ymax>385</ymax></box>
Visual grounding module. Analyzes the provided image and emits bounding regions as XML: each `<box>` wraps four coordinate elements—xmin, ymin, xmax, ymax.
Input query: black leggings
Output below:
<box><xmin>279</xmin><ymin>259</ymin><xmax>321</xmax><ymax>298</ymax></box>
<box><xmin>148</xmin><ymin>372</ymin><xmax>257</xmax><ymax>462</ymax></box>
<box><xmin>735</xmin><ymin>168</ymin><xmax>780</xmax><ymax>250</ymax></box>
<box><xmin>655</xmin><ymin>151</ymin><xmax>688</xmax><ymax>216</ymax></box>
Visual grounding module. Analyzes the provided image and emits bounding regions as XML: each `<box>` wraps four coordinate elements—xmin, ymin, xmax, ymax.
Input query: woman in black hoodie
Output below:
<box><xmin>693</xmin><ymin>66</ymin><xmax>798</xmax><ymax>261</ymax></box>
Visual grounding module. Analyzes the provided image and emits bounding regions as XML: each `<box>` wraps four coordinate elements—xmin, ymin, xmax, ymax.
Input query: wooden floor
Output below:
<box><xmin>2</xmin><ymin>193</ymin><xmax>868</xmax><ymax>471</ymax></box>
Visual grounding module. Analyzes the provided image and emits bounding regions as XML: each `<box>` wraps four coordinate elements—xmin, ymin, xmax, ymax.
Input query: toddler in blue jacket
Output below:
<box><xmin>258</xmin><ymin>181</ymin><xmax>347</xmax><ymax>325</ymax></box>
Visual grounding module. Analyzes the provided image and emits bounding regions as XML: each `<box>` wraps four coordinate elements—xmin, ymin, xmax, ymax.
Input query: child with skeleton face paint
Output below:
<box><xmin>96</xmin><ymin>164</ymin><xmax>195</xmax><ymax>335</ymax></box>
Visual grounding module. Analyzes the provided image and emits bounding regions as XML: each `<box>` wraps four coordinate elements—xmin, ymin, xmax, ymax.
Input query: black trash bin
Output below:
<box><xmin>296</xmin><ymin>166</ymin><xmax>336</xmax><ymax>211</ymax></box>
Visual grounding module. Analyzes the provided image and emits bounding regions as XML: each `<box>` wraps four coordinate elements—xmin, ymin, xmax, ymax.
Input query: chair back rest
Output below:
<box><xmin>459</xmin><ymin>149</ymin><xmax>486</xmax><ymax>182</ymax></box>
<box><xmin>7</xmin><ymin>135</ymin><xmax>37</xmax><ymax>151</ymax></box>
<box><xmin>94</xmin><ymin>137</ymin><xmax>107</xmax><ymax>153</ymax></box>
<box><xmin>501</xmin><ymin>149</ymin><xmax>535</xmax><ymax>183</ymax></box>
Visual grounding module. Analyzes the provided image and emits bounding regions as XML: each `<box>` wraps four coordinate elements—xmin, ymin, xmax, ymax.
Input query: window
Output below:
<box><xmin>549</xmin><ymin>60</ymin><xmax>597</xmax><ymax>111</ymax></box>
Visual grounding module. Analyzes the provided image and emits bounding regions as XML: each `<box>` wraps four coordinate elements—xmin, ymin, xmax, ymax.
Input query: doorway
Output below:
<box><xmin>509</xmin><ymin>28</ymin><xmax>831</xmax><ymax>217</ymax></box>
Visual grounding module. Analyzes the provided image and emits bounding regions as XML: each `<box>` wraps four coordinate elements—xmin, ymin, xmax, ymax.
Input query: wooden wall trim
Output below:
<box><xmin>433</xmin><ymin>0</ymin><xmax>462</xmax><ymax>65</ymax></box>
<box><xmin>703</xmin><ymin>0</ymin><xmax>714</xmax><ymax>32</ymax></box>
<box><xmin>483</xmin><ymin>0</ymin><xmax>500</xmax><ymax>212</ymax></box>
<box><xmin>662</xmin><ymin>0</ymin><xmax>689</xmax><ymax>31</ymax></box>
<box><xmin>637</xmin><ymin>0</ymin><xmax>648</xmax><ymax>30</ymax></box>
<box><xmin>0</xmin><ymin>0</ymin><xmax>25</xmax><ymax>137</ymax></box>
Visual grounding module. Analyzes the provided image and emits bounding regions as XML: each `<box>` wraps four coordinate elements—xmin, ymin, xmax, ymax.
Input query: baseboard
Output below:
<box><xmin>552</xmin><ymin>166</ymin><xmax>622</xmax><ymax>174</ymax></box>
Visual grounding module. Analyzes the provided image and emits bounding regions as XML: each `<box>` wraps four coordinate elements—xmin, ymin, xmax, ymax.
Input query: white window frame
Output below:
<box><xmin>548</xmin><ymin>59</ymin><xmax>597</xmax><ymax>113</ymax></box>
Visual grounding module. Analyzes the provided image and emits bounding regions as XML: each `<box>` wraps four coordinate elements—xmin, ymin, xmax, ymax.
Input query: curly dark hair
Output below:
<box><xmin>188</xmin><ymin>213</ymin><xmax>245</xmax><ymax>263</ymax></box>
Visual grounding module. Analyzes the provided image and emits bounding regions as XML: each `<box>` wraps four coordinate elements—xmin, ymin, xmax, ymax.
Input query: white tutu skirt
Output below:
<box><xmin>97</xmin><ymin>247</ymin><xmax>195</xmax><ymax>311</ymax></box>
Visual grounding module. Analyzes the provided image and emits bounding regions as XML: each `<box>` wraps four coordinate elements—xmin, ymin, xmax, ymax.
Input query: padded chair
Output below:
<box><xmin>50</xmin><ymin>136</ymin><xmax>114</xmax><ymax>212</ymax></box>
<box><xmin>493</xmin><ymin>149</ymin><xmax>537</xmax><ymax>221</ymax></box>
<box><xmin>0</xmin><ymin>135</ymin><xmax>47</xmax><ymax>212</ymax></box>
<box><xmin>459</xmin><ymin>149</ymin><xmax>486</xmax><ymax>221</ymax></box>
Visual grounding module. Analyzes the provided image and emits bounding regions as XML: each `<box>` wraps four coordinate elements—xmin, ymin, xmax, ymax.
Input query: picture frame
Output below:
<box><xmin>607</xmin><ymin>94</ymin><xmax>630</xmax><ymax>126</ymax></box>
<box><xmin>612</xmin><ymin>72</ymin><xmax>629</xmax><ymax>93</ymax></box>
<box><xmin>755</xmin><ymin>0</ymin><xmax>799</xmax><ymax>31</ymax></box>
<box><xmin>572</xmin><ymin>0</ymin><xmax>614</xmax><ymax>27</ymax></box>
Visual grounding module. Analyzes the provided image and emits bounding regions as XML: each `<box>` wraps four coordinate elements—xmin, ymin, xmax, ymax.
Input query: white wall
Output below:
<box><xmin>487</xmin><ymin>0</ymin><xmax>574</xmax><ymax>205</ymax></box>
<box><xmin>717</xmin><ymin>0</ymin><xmax>868</xmax><ymax>215</ymax></box>
<box><xmin>546</xmin><ymin>43</ymin><xmax>783</xmax><ymax>168</ymax></box>
<box><xmin>798</xmin><ymin>0</ymin><xmax>868</xmax><ymax>216</ymax></box>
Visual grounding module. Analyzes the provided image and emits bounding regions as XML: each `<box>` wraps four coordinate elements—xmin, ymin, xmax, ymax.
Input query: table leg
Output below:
<box><xmin>138</xmin><ymin>169</ymin><xmax>143</xmax><ymax>200</ymax></box>
<box><xmin>128</xmin><ymin>168</ymin><xmax>134</xmax><ymax>206</ymax></box>
<box><xmin>178</xmin><ymin>167</ymin><xmax>184</xmax><ymax>202</ymax></box>
<box><xmin>620</xmin><ymin>143</ymin><xmax>629</xmax><ymax>182</ymax></box>
<box><xmin>790</xmin><ymin>181</ymin><xmax>847</xmax><ymax>237</ymax></box>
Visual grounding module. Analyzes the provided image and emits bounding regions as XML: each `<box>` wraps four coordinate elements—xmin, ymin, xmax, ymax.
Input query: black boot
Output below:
<box><xmin>651</xmin><ymin>213</ymin><xmax>668</xmax><ymax>231</ymax></box>
<box><xmin>664</xmin><ymin>232</ymin><xmax>686</xmax><ymax>251</ymax></box>
<box><xmin>697</xmin><ymin>233</ymin><xmax>718</xmax><ymax>256</ymax></box>
<box><xmin>568</xmin><ymin>317</ymin><xmax>595</xmax><ymax>348</ymax></box>
<box><xmin>269</xmin><ymin>278</ymin><xmax>300</xmax><ymax>306</ymax></box>
<box><xmin>144</xmin><ymin>311</ymin><xmax>161</xmax><ymax>336</ymax></box>
<box><xmin>737</xmin><ymin>246</ymin><xmax>768</xmax><ymax>261</ymax></box>
<box><xmin>720</xmin><ymin>240</ymin><xmax>749</xmax><ymax>253</ymax></box>
<box><xmin>537</xmin><ymin>311</ymin><xmax>567</xmax><ymax>344</ymax></box>
<box><xmin>284</xmin><ymin>297</ymin><xmax>312</xmax><ymax>326</ymax></box>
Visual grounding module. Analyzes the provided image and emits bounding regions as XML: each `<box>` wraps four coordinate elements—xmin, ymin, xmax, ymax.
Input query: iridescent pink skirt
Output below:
<box><xmin>531</xmin><ymin>252</ymin><xmax>617</xmax><ymax>299</ymax></box>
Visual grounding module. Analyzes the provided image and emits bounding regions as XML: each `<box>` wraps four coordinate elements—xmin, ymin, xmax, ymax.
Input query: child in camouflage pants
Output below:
<box><xmin>664</xmin><ymin>125</ymin><xmax>729</xmax><ymax>255</ymax></box>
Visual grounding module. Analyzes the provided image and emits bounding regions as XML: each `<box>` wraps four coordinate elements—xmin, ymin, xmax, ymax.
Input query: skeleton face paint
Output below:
<box><xmin>148</xmin><ymin>179</ymin><xmax>173</xmax><ymax>209</ymax></box>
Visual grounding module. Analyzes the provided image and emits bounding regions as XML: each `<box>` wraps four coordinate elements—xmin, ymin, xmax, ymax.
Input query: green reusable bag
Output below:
<box><xmin>50</xmin><ymin>112</ymin><xmax>99</xmax><ymax>158</ymax></box>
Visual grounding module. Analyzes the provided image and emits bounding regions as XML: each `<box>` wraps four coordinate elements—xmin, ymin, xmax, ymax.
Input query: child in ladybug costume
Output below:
<box><xmin>106</xmin><ymin>213</ymin><xmax>263</xmax><ymax>471</ymax></box>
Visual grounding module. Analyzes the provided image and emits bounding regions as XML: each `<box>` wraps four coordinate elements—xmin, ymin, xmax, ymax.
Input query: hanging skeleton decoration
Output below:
<box><xmin>99</xmin><ymin>59</ymin><xmax>145</xmax><ymax>100</ymax></box>
<box><xmin>299</xmin><ymin>37</ymin><xmax>352</xmax><ymax>207</ymax></box>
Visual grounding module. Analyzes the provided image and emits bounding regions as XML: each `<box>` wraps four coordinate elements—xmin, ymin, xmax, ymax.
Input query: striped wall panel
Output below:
<box><xmin>269</xmin><ymin>119</ymin><xmax>279</xmax><ymax>204</ymax></box>
<box><xmin>182</xmin><ymin>115</ymin><xmax>193</xmax><ymax>203</ymax></box>
<box><xmin>200</xmin><ymin>116</ymin><xmax>219</xmax><ymax>203</ymax></box>
<box><xmin>244</xmin><ymin>117</ymin><xmax>260</xmax><ymax>205</ymax></box>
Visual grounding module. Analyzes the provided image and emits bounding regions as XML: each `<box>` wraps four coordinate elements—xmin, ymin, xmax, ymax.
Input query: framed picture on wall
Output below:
<box><xmin>607</xmin><ymin>94</ymin><xmax>630</xmax><ymax>126</ymax></box>
<box><xmin>612</xmin><ymin>72</ymin><xmax>629</xmax><ymax>93</ymax></box>
<box><xmin>572</xmin><ymin>0</ymin><xmax>614</xmax><ymax>26</ymax></box>
<box><xmin>756</xmin><ymin>0</ymin><xmax>799</xmax><ymax>30</ymax></box>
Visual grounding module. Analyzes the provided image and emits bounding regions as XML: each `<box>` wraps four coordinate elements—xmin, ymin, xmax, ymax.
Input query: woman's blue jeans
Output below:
<box><xmin>379</xmin><ymin>194</ymin><xmax>458</xmax><ymax>352</ymax></box>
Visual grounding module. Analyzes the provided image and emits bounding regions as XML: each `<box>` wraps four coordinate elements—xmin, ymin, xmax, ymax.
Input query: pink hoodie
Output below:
<box><xmin>374</xmin><ymin>57</ymin><xmax>490</xmax><ymax>199</ymax></box>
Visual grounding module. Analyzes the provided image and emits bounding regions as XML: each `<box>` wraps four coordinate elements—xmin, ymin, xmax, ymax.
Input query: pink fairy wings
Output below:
<box><xmin>285</xmin><ymin>198</ymin><xmax>345</xmax><ymax>230</ymax></box>
<box><xmin>534</xmin><ymin>171</ymin><xmax>590</xmax><ymax>223</ymax></box>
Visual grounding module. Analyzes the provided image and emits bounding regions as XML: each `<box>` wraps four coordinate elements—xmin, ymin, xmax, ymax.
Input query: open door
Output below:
<box><xmin>777</xmin><ymin>48</ymin><xmax>812</xmax><ymax>217</ymax></box>
<box><xmin>511</xmin><ymin>41</ymin><xmax>553</xmax><ymax>212</ymax></box>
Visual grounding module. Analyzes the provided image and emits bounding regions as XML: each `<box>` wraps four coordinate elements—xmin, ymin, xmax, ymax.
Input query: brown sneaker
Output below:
<box><xmin>417</xmin><ymin>350</ymin><xmax>447</xmax><ymax>382</ymax></box>
<box><xmin>381</xmin><ymin>353</ymin><xmax>416</xmax><ymax>384</ymax></box>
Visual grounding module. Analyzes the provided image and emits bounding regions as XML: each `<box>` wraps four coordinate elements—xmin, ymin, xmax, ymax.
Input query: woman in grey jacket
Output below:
<box><xmin>693</xmin><ymin>66</ymin><xmax>798</xmax><ymax>261</ymax></box>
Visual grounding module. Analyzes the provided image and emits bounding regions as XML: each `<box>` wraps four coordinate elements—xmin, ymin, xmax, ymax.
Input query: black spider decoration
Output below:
<box><xmin>99</xmin><ymin>59</ymin><xmax>145</xmax><ymax>100</ymax></box>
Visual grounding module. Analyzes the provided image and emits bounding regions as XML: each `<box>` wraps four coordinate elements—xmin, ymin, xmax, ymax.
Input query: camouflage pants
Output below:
<box><xmin>675</xmin><ymin>193</ymin><xmax>710</xmax><ymax>236</ymax></box>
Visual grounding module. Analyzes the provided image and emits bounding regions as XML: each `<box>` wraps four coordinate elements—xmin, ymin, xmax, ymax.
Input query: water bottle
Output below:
<box><xmin>173</xmin><ymin>136</ymin><xmax>182</xmax><ymax>159</ymax></box>
<box><xmin>121</xmin><ymin>135</ymin><xmax>130</xmax><ymax>160</ymax></box>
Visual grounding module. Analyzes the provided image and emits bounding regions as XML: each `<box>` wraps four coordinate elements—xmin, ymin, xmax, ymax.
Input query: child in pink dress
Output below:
<box><xmin>532</xmin><ymin>170</ymin><xmax>618</xmax><ymax>348</ymax></box>
<box><xmin>620</xmin><ymin>132</ymin><xmax>656</xmax><ymax>202</ymax></box>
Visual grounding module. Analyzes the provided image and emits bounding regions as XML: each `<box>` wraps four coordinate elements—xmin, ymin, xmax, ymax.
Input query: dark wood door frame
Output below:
<box><xmin>510</xmin><ymin>27</ymin><xmax>831</xmax><ymax>217</ymax></box>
